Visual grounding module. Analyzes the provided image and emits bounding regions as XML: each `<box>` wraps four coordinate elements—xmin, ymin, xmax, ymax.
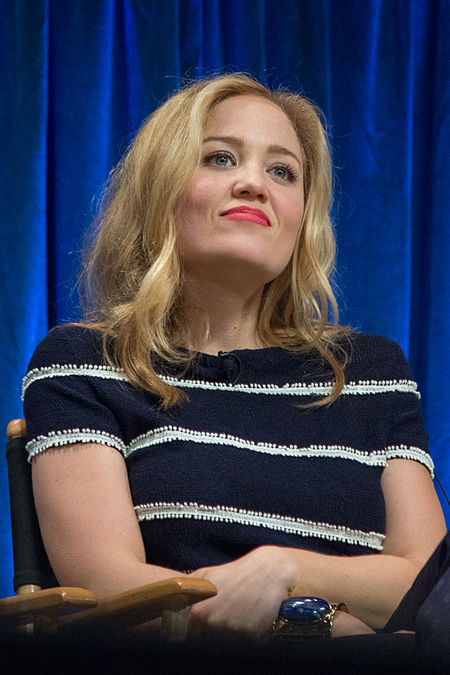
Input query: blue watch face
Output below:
<box><xmin>278</xmin><ymin>597</ymin><xmax>331</xmax><ymax>624</ymax></box>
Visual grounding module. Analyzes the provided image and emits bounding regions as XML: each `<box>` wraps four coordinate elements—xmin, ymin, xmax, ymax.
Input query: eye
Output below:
<box><xmin>269</xmin><ymin>164</ymin><xmax>298</xmax><ymax>183</ymax></box>
<box><xmin>204</xmin><ymin>151</ymin><xmax>235</xmax><ymax>167</ymax></box>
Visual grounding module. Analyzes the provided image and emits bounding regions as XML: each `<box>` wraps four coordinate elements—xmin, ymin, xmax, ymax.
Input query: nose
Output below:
<box><xmin>231</xmin><ymin>164</ymin><xmax>268</xmax><ymax>202</ymax></box>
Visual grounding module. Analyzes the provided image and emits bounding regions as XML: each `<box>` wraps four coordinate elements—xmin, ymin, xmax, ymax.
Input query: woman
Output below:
<box><xmin>23</xmin><ymin>73</ymin><xmax>446</xmax><ymax>639</ymax></box>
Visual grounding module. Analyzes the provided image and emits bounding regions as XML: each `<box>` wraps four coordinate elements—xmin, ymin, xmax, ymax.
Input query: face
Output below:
<box><xmin>178</xmin><ymin>94</ymin><xmax>304</xmax><ymax>288</ymax></box>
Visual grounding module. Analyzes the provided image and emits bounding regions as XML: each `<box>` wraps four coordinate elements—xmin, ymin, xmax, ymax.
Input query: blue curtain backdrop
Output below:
<box><xmin>0</xmin><ymin>0</ymin><xmax>448</xmax><ymax>595</ymax></box>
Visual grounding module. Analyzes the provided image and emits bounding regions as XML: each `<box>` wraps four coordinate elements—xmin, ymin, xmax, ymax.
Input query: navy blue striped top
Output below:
<box><xmin>23</xmin><ymin>325</ymin><xmax>433</xmax><ymax>572</ymax></box>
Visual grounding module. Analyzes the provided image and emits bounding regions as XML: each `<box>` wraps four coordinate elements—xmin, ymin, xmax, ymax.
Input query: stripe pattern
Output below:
<box><xmin>160</xmin><ymin>375</ymin><xmax>421</xmax><ymax>398</ymax></box>
<box><xmin>134</xmin><ymin>501</ymin><xmax>385</xmax><ymax>551</ymax></box>
<box><xmin>22</xmin><ymin>363</ymin><xmax>420</xmax><ymax>399</ymax></box>
<box><xmin>22</xmin><ymin>327</ymin><xmax>432</xmax><ymax>564</ymax></box>
<box><xmin>25</xmin><ymin>425</ymin><xmax>434</xmax><ymax>476</ymax></box>
<box><xmin>26</xmin><ymin>428</ymin><xmax>126</xmax><ymax>460</ymax></box>
<box><xmin>22</xmin><ymin>364</ymin><xmax>126</xmax><ymax>398</ymax></box>
<box><xmin>125</xmin><ymin>425</ymin><xmax>434</xmax><ymax>474</ymax></box>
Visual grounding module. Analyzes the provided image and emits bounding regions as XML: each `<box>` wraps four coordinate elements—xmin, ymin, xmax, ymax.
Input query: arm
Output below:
<box><xmin>32</xmin><ymin>442</ymin><xmax>187</xmax><ymax>598</ymax></box>
<box><xmin>188</xmin><ymin>458</ymin><xmax>446</xmax><ymax>634</ymax></box>
<box><xmin>33</xmin><ymin>444</ymin><xmax>445</xmax><ymax>635</ymax></box>
<box><xmin>283</xmin><ymin>458</ymin><xmax>446</xmax><ymax>628</ymax></box>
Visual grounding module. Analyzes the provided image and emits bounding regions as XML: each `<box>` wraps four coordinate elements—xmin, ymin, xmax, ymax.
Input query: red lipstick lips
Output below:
<box><xmin>221</xmin><ymin>206</ymin><xmax>271</xmax><ymax>227</ymax></box>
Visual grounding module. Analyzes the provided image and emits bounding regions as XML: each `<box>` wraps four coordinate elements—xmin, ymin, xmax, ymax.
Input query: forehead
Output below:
<box><xmin>203</xmin><ymin>94</ymin><xmax>301</xmax><ymax>155</ymax></box>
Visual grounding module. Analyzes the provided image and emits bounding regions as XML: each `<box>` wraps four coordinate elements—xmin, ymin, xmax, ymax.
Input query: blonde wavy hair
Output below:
<box><xmin>81</xmin><ymin>73</ymin><xmax>350</xmax><ymax>407</ymax></box>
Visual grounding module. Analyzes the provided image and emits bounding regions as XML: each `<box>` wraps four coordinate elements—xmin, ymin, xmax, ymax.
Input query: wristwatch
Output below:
<box><xmin>272</xmin><ymin>596</ymin><xmax>348</xmax><ymax>640</ymax></box>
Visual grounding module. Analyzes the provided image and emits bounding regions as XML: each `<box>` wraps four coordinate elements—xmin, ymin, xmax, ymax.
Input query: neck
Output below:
<box><xmin>181</xmin><ymin>277</ymin><xmax>266</xmax><ymax>354</ymax></box>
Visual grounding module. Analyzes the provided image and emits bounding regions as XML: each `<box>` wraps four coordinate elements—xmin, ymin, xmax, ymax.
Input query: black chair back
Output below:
<box><xmin>6</xmin><ymin>420</ymin><xmax>58</xmax><ymax>592</ymax></box>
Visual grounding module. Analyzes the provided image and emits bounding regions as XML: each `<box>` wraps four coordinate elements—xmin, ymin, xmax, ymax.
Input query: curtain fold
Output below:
<box><xmin>0</xmin><ymin>0</ymin><xmax>50</xmax><ymax>593</ymax></box>
<box><xmin>1</xmin><ymin>0</ymin><xmax>448</xmax><ymax>595</ymax></box>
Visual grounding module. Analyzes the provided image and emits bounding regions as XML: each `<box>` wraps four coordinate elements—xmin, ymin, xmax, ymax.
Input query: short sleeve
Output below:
<box><xmin>382</xmin><ymin>340</ymin><xmax>434</xmax><ymax>476</ymax></box>
<box><xmin>23</xmin><ymin>325</ymin><xmax>126</xmax><ymax>461</ymax></box>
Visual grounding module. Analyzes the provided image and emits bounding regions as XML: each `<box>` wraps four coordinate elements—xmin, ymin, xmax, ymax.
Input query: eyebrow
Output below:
<box><xmin>202</xmin><ymin>135</ymin><xmax>302</xmax><ymax>167</ymax></box>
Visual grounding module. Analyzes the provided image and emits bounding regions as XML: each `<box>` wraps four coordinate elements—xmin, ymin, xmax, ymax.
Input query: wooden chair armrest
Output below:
<box><xmin>60</xmin><ymin>577</ymin><xmax>217</xmax><ymax>632</ymax></box>
<box><xmin>0</xmin><ymin>587</ymin><xmax>97</xmax><ymax>621</ymax></box>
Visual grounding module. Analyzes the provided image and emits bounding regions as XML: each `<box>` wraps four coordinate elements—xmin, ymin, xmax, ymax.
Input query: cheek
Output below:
<box><xmin>274</xmin><ymin>193</ymin><xmax>304</xmax><ymax>266</ymax></box>
<box><xmin>177</xmin><ymin>179</ymin><xmax>216</xmax><ymax>257</ymax></box>
<box><xmin>183</xmin><ymin>176</ymin><xmax>219</xmax><ymax>220</ymax></box>
<box><xmin>283</xmin><ymin>193</ymin><xmax>304</xmax><ymax>236</ymax></box>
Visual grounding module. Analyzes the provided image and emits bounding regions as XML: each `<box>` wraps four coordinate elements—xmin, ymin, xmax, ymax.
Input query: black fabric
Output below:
<box><xmin>383</xmin><ymin>531</ymin><xmax>450</xmax><ymax>633</ymax></box>
<box><xmin>23</xmin><ymin>326</ymin><xmax>433</xmax><ymax>571</ymax></box>
<box><xmin>415</xmin><ymin>554</ymin><xmax>450</xmax><ymax>670</ymax></box>
<box><xmin>5</xmin><ymin>436</ymin><xmax>57</xmax><ymax>591</ymax></box>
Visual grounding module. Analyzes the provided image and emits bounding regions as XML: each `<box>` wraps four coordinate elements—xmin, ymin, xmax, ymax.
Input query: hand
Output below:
<box><xmin>187</xmin><ymin>546</ymin><xmax>298</xmax><ymax>641</ymax></box>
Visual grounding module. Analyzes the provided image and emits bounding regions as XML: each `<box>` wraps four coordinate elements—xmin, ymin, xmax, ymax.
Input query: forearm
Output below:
<box><xmin>78</xmin><ymin>560</ymin><xmax>190</xmax><ymax>599</ymax></box>
<box><xmin>285</xmin><ymin>461</ymin><xmax>447</xmax><ymax>630</ymax></box>
<box><xmin>185</xmin><ymin>544</ymin><xmax>419</xmax><ymax>637</ymax></box>
<box><xmin>287</xmin><ymin>548</ymin><xmax>420</xmax><ymax>629</ymax></box>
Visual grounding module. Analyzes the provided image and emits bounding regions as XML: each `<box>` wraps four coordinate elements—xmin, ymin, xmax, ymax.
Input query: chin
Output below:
<box><xmin>213</xmin><ymin>255</ymin><xmax>286</xmax><ymax>284</ymax></box>
<box><xmin>182</xmin><ymin>245</ymin><xmax>289</xmax><ymax>284</ymax></box>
